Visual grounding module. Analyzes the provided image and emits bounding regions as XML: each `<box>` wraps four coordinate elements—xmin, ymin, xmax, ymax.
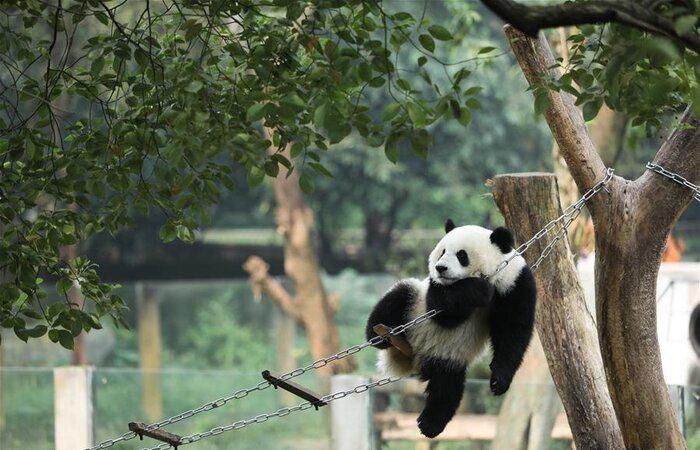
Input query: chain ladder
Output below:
<box><xmin>91</xmin><ymin>168</ymin><xmax>615</xmax><ymax>450</ymax></box>
<box><xmin>141</xmin><ymin>376</ymin><xmax>402</xmax><ymax>450</ymax></box>
<box><xmin>89</xmin><ymin>317</ymin><xmax>428</xmax><ymax>449</ymax></box>
<box><xmin>646</xmin><ymin>162</ymin><xmax>700</xmax><ymax>202</ymax></box>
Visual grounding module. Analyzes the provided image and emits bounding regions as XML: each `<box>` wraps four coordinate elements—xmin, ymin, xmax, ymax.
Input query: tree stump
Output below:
<box><xmin>491</xmin><ymin>173</ymin><xmax>623</xmax><ymax>450</ymax></box>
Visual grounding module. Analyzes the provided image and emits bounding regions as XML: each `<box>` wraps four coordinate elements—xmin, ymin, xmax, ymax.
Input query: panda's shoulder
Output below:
<box><xmin>495</xmin><ymin>257</ymin><xmax>534</xmax><ymax>294</ymax></box>
<box><xmin>494</xmin><ymin>255</ymin><xmax>533</xmax><ymax>294</ymax></box>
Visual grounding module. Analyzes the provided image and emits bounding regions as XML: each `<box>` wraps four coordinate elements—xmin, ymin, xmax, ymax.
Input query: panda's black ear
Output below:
<box><xmin>490</xmin><ymin>227</ymin><xmax>514</xmax><ymax>254</ymax></box>
<box><xmin>444</xmin><ymin>218</ymin><xmax>456</xmax><ymax>234</ymax></box>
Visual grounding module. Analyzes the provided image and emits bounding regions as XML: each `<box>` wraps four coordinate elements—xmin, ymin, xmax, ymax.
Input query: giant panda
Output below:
<box><xmin>365</xmin><ymin>219</ymin><xmax>536</xmax><ymax>438</ymax></box>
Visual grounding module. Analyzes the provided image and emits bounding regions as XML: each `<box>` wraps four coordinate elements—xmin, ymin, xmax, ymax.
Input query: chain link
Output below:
<box><xmin>91</xmin><ymin>168</ymin><xmax>615</xmax><ymax>450</ymax></box>
<box><xmin>646</xmin><ymin>162</ymin><xmax>700</xmax><ymax>202</ymax></box>
<box><xmin>487</xmin><ymin>168</ymin><xmax>613</xmax><ymax>277</ymax></box>
<box><xmin>140</xmin><ymin>376</ymin><xmax>403</xmax><ymax>450</ymax></box>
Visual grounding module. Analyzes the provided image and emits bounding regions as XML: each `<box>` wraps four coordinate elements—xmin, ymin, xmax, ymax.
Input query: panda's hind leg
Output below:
<box><xmin>416</xmin><ymin>357</ymin><xmax>466</xmax><ymax>438</ymax></box>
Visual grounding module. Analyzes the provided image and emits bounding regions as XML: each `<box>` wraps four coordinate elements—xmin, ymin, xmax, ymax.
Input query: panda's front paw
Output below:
<box><xmin>417</xmin><ymin>412</ymin><xmax>448</xmax><ymax>439</ymax></box>
<box><xmin>489</xmin><ymin>367</ymin><xmax>512</xmax><ymax>396</ymax></box>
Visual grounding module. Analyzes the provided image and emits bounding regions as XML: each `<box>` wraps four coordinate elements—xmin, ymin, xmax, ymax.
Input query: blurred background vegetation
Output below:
<box><xmin>1</xmin><ymin>0</ymin><xmax>698</xmax><ymax>448</ymax></box>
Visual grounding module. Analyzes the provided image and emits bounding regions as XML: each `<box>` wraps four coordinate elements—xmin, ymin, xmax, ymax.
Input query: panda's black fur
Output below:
<box><xmin>365</xmin><ymin>220</ymin><xmax>536</xmax><ymax>438</ymax></box>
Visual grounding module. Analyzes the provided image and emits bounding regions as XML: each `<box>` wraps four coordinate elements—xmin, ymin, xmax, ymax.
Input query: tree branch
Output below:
<box><xmin>504</xmin><ymin>25</ymin><xmax>610</xmax><ymax>214</ymax></box>
<box><xmin>637</xmin><ymin>106</ymin><xmax>699</xmax><ymax>228</ymax></box>
<box><xmin>243</xmin><ymin>255</ymin><xmax>303</xmax><ymax>323</ymax></box>
<box><xmin>482</xmin><ymin>0</ymin><xmax>700</xmax><ymax>53</ymax></box>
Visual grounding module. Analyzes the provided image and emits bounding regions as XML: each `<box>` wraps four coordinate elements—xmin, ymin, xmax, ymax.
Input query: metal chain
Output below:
<box><xmin>89</xmin><ymin>319</ymin><xmax>423</xmax><ymax>449</ymax></box>
<box><xmin>141</xmin><ymin>376</ymin><xmax>403</xmax><ymax>450</ymax></box>
<box><xmin>90</xmin><ymin>168</ymin><xmax>615</xmax><ymax>450</ymax></box>
<box><xmin>488</xmin><ymin>167</ymin><xmax>614</xmax><ymax>277</ymax></box>
<box><xmin>646</xmin><ymin>162</ymin><xmax>700</xmax><ymax>202</ymax></box>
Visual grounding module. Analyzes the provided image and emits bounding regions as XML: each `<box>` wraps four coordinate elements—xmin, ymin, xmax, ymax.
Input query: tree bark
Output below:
<box><xmin>492</xmin><ymin>173</ymin><xmax>623</xmax><ymax>450</ymax></box>
<box><xmin>505</xmin><ymin>25</ymin><xmax>698</xmax><ymax>448</ymax></box>
<box><xmin>243</xmin><ymin>146</ymin><xmax>354</xmax><ymax>375</ymax></box>
<box><xmin>481</xmin><ymin>0</ymin><xmax>700</xmax><ymax>53</ymax></box>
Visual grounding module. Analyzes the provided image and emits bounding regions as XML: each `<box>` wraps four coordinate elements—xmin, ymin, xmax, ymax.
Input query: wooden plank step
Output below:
<box><xmin>262</xmin><ymin>370</ymin><xmax>327</xmax><ymax>409</ymax></box>
<box><xmin>128</xmin><ymin>422</ymin><xmax>183</xmax><ymax>448</ymax></box>
<box><xmin>373</xmin><ymin>324</ymin><xmax>414</xmax><ymax>357</ymax></box>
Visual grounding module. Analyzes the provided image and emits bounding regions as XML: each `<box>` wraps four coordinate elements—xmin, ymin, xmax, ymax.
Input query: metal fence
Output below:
<box><xmin>2</xmin><ymin>367</ymin><xmax>700</xmax><ymax>450</ymax></box>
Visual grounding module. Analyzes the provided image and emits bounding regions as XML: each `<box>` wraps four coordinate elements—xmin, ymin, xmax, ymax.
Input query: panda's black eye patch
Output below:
<box><xmin>456</xmin><ymin>250</ymin><xmax>469</xmax><ymax>266</ymax></box>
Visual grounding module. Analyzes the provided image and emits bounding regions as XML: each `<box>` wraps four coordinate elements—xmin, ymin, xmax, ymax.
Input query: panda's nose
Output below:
<box><xmin>436</xmin><ymin>265</ymin><xmax>448</xmax><ymax>273</ymax></box>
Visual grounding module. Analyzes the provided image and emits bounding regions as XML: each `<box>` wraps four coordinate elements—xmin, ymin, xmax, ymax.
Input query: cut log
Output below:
<box><xmin>491</xmin><ymin>173</ymin><xmax>623</xmax><ymax>449</ymax></box>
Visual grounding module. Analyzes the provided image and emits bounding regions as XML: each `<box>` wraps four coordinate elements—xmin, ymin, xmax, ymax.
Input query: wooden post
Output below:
<box><xmin>54</xmin><ymin>366</ymin><xmax>93</xmax><ymax>450</ymax></box>
<box><xmin>331</xmin><ymin>375</ymin><xmax>374</xmax><ymax>450</ymax></box>
<box><xmin>274</xmin><ymin>306</ymin><xmax>296</xmax><ymax>406</ymax></box>
<box><xmin>491</xmin><ymin>173</ymin><xmax>624</xmax><ymax>449</ymax></box>
<box><xmin>136</xmin><ymin>282</ymin><xmax>163</xmax><ymax>422</ymax></box>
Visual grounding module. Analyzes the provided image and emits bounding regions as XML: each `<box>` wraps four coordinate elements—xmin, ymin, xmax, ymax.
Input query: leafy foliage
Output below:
<box><xmin>0</xmin><ymin>0</ymin><xmax>492</xmax><ymax>346</ymax></box>
<box><xmin>1</xmin><ymin>0</ymin><xmax>697</xmax><ymax>348</ymax></box>
<box><xmin>542</xmin><ymin>19</ymin><xmax>699</xmax><ymax>132</ymax></box>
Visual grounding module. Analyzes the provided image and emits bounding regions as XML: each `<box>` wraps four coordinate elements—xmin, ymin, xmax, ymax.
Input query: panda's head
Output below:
<box><xmin>428</xmin><ymin>219</ymin><xmax>516</xmax><ymax>286</ymax></box>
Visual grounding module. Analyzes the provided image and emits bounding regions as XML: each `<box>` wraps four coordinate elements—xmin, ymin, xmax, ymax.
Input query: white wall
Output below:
<box><xmin>577</xmin><ymin>261</ymin><xmax>700</xmax><ymax>386</ymax></box>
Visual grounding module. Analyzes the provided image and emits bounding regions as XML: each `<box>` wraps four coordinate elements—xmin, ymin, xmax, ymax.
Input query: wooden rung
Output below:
<box><xmin>129</xmin><ymin>422</ymin><xmax>182</xmax><ymax>448</ymax></box>
<box><xmin>373</xmin><ymin>324</ymin><xmax>414</xmax><ymax>357</ymax></box>
<box><xmin>262</xmin><ymin>370</ymin><xmax>327</xmax><ymax>409</ymax></box>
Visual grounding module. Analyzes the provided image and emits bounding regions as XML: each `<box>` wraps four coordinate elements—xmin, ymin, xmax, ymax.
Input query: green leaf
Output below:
<box><xmin>263</xmin><ymin>160</ymin><xmax>279</xmax><ymax>177</ymax></box>
<box><xmin>290</xmin><ymin>142</ymin><xmax>304</xmax><ymax>158</ymax></box>
<box><xmin>185</xmin><ymin>80</ymin><xmax>203</xmax><ymax>93</ymax></box>
<box><xmin>358</xmin><ymin>63</ymin><xmax>372</xmax><ymax>82</ymax></box>
<box><xmin>407</xmin><ymin>103</ymin><xmax>427</xmax><ymax>127</ymax></box>
<box><xmin>247</xmin><ymin>103</ymin><xmax>267</xmax><ymax>122</ymax></box>
<box><xmin>419</xmin><ymin>34</ymin><xmax>435</xmax><ymax>53</ymax></box>
<box><xmin>25</xmin><ymin>325</ymin><xmax>47</xmax><ymax>338</ymax></box>
<box><xmin>384</xmin><ymin>133</ymin><xmax>401</xmax><ymax>163</ymax></box>
<box><xmin>428</xmin><ymin>25</ymin><xmax>452</xmax><ymax>41</ymax></box>
<box><xmin>465</xmin><ymin>98</ymin><xmax>482</xmax><ymax>110</ymax></box>
<box><xmin>478</xmin><ymin>46</ymin><xmax>497</xmax><ymax>54</ymax></box>
<box><xmin>417</xmin><ymin>56</ymin><xmax>427</xmax><ymax>67</ymax></box>
<box><xmin>247</xmin><ymin>167</ymin><xmax>265</xmax><ymax>187</ymax></box>
<box><xmin>382</xmin><ymin>103</ymin><xmax>402</xmax><ymax>121</ymax></box>
<box><xmin>159</xmin><ymin>222</ymin><xmax>177</xmax><ymax>243</ymax></box>
<box><xmin>299</xmin><ymin>173</ymin><xmax>314</xmax><ymax>193</ymax></box>
<box><xmin>309</xmin><ymin>162</ymin><xmax>333</xmax><ymax>178</ymax></box>
<box><xmin>583</xmin><ymin>99</ymin><xmax>603</xmax><ymax>122</ymax></box>
<box><xmin>57</xmin><ymin>329</ymin><xmax>74</xmax><ymax>350</ymax></box>
<box><xmin>534</xmin><ymin>91</ymin><xmax>549</xmax><ymax>116</ymax></box>
<box><xmin>90</xmin><ymin>56</ymin><xmax>104</xmax><ymax>78</ymax></box>
<box><xmin>457</xmin><ymin>107</ymin><xmax>472</xmax><ymax>127</ymax></box>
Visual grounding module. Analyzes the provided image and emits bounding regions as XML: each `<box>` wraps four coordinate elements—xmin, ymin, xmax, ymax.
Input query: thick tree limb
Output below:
<box><xmin>637</xmin><ymin>106</ymin><xmax>700</xmax><ymax>229</ymax></box>
<box><xmin>483</xmin><ymin>0</ymin><xmax>700</xmax><ymax>53</ymax></box>
<box><xmin>243</xmin><ymin>255</ymin><xmax>303</xmax><ymax>323</ymax></box>
<box><xmin>505</xmin><ymin>25</ymin><xmax>610</xmax><ymax>215</ymax></box>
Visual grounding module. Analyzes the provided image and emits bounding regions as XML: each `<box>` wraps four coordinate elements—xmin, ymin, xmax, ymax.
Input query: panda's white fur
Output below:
<box><xmin>377</xmin><ymin>225</ymin><xmax>527</xmax><ymax>376</ymax></box>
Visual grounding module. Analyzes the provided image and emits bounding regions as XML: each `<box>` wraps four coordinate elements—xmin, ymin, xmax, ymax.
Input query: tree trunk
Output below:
<box><xmin>491</xmin><ymin>334</ymin><xmax>559</xmax><ymax>450</ymax></box>
<box><xmin>505</xmin><ymin>25</ymin><xmax>698</xmax><ymax>448</ymax></box>
<box><xmin>492</xmin><ymin>173</ymin><xmax>624</xmax><ymax>449</ymax></box>
<box><xmin>61</xmin><ymin>242</ymin><xmax>87</xmax><ymax>366</ymax></box>
<box><xmin>244</xmin><ymin>146</ymin><xmax>354</xmax><ymax>375</ymax></box>
<box><xmin>593</xmin><ymin>110</ymin><xmax>698</xmax><ymax>449</ymax></box>
<box><xmin>136</xmin><ymin>283</ymin><xmax>163</xmax><ymax>422</ymax></box>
